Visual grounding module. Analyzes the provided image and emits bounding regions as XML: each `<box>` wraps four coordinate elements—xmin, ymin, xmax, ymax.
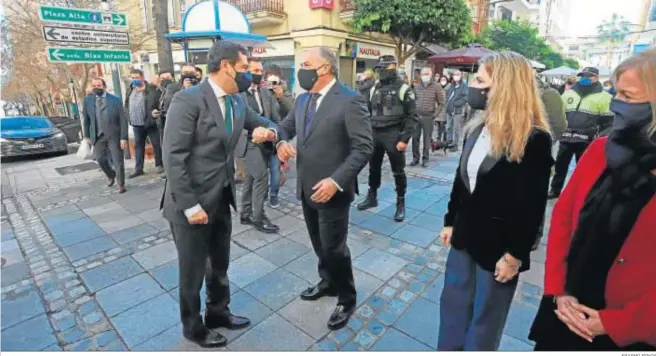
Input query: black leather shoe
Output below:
<box><xmin>205</xmin><ymin>314</ymin><xmax>251</xmax><ymax>330</ymax></box>
<box><xmin>107</xmin><ymin>177</ymin><xmax>115</xmax><ymax>187</ymax></box>
<box><xmin>356</xmin><ymin>189</ymin><xmax>377</xmax><ymax>211</ymax></box>
<box><xmin>240</xmin><ymin>215</ymin><xmax>253</xmax><ymax>225</ymax></box>
<box><xmin>327</xmin><ymin>304</ymin><xmax>355</xmax><ymax>330</ymax></box>
<box><xmin>128</xmin><ymin>171</ymin><xmax>144</xmax><ymax>179</ymax></box>
<box><xmin>300</xmin><ymin>285</ymin><xmax>337</xmax><ymax>301</ymax></box>
<box><xmin>252</xmin><ymin>219</ymin><xmax>279</xmax><ymax>234</ymax></box>
<box><xmin>394</xmin><ymin>197</ymin><xmax>406</xmax><ymax>222</ymax></box>
<box><xmin>421</xmin><ymin>159</ymin><xmax>429</xmax><ymax>168</ymax></box>
<box><xmin>184</xmin><ymin>330</ymin><xmax>227</xmax><ymax>348</ymax></box>
<box><xmin>409</xmin><ymin>159</ymin><xmax>420</xmax><ymax>166</ymax></box>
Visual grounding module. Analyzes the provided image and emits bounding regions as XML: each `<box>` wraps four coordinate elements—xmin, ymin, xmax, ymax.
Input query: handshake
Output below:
<box><xmin>252</xmin><ymin>127</ymin><xmax>276</xmax><ymax>144</ymax></box>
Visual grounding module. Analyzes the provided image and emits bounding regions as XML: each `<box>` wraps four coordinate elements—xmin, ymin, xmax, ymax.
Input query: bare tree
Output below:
<box><xmin>152</xmin><ymin>0</ymin><xmax>174</xmax><ymax>73</ymax></box>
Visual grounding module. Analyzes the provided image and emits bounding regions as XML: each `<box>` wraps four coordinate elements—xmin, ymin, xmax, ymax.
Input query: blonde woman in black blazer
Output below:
<box><xmin>437</xmin><ymin>52</ymin><xmax>554</xmax><ymax>351</ymax></box>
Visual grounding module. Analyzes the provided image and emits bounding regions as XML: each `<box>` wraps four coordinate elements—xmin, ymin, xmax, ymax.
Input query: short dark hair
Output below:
<box><xmin>207</xmin><ymin>40</ymin><xmax>248</xmax><ymax>74</ymax></box>
<box><xmin>130</xmin><ymin>68</ymin><xmax>144</xmax><ymax>77</ymax></box>
<box><xmin>195</xmin><ymin>66</ymin><xmax>203</xmax><ymax>75</ymax></box>
<box><xmin>91</xmin><ymin>77</ymin><xmax>107</xmax><ymax>87</ymax></box>
<box><xmin>180</xmin><ymin>62</ymin><xmax>195</xmax><ymax>71</ymax></box>
<box><xmin>159</xmin><ymin>69</ymin><xmax>174</xmax><ymax>77</ymax></box>
<box><xmin>265</xmin><ymin>64</ymin><xmax>282</xmax><ymax>76</ymax></box>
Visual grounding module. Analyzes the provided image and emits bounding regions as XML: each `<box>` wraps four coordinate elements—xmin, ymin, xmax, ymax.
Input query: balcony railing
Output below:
<box><xmin>224</xmin><ymin>0</ymin><xmax>285</xmax><ymax>15</ymax></box>
<box><xmin>340</xmin><ymin>0</ymin><xmax>357</xmax><ymax>12</ymax></box>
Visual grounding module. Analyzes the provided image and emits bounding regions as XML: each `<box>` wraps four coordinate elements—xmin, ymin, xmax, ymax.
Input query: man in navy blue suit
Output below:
<box><xmin>162</xmin><ymin>40</ymin><xmax>278</xmax><ymax>348</ymax></box>
<box><xmin>82</xmin><ymin>77</ymin><xmax>128</xmax><ymax>193</ymax></box>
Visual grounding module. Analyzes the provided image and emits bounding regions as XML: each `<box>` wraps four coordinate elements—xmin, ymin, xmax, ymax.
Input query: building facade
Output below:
<box><xmin>118</xmin><ymin>0</ymin><xmax>408</xmax><ymax>93</ymax></box>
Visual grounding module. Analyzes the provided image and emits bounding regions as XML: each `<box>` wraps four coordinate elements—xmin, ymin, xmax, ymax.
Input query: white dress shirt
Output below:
<box><xmin>315</xmin><ymin>78</ymin><xmax>336</xmax><ymax>111</ymax></box>
<box><xmin>466</xmin><ymin>126</ymin><xmax>490</xmax><ymax>192</ymax></box>
<box><xmin>249</xmin><ymin>87</ymin><xmax>264</xmax><ymax>114</ymax></box>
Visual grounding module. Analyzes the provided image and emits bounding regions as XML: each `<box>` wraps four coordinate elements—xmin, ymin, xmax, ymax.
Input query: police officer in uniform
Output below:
<box><xmin>357</xmin><ymin>55</ymin><xmax>418</xmax><ymax>222</ymax></box>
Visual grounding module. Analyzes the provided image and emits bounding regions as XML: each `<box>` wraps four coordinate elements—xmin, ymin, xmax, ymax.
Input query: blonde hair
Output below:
<box><xmin>475</xmin><ymin>51</ymin><xmax>551</xmax><ymax>162</ymax></box>
<box><xmin>612</xmin><ymin>48</ymin><xmax>656</xmax><ymax>134</ymax></box>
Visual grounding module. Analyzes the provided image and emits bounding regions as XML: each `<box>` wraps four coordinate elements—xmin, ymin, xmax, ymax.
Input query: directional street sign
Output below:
<box><xmin>47</xmin><ymin>48</ymin><xmax>132</xmax><ymax>64</ymax></box>
<box><xmin>39</xmin><ymin>5</ymin><xmax>128</xmax><ymax>28</ymax></box>
<box><xmin>42</xmin><ymin>26</ymin><xmax>129</xmax><ymax>46</ymax></box>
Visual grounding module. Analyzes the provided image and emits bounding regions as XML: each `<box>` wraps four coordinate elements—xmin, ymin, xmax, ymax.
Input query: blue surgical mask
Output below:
<box><xmin>579</xmin><ymin>77</ymin><xmax>593</xmax><ymax>86</ymax></box>
<box><xmin>132</xmin><ymin>79</ymin><xmax>143</xmax><ymax>87</ymax></box>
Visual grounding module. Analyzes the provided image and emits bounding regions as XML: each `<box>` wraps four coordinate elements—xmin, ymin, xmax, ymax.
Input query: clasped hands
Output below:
<box><xmin>554</xmin><ymin>296</ymin><xmax>607</xmax><ymax>342</ymax></box>
<box><xmin>252</xmin><ymin>127</ymin><xmax>276</xmax><ymax>144</ymax></box>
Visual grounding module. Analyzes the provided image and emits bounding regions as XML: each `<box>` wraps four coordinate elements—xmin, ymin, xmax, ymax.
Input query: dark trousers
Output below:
<box><xmin>550</xmin><ymin>141</ymin><xmax>589</xmax><ymax>194</ymax></box>
<box><xmin>157</xmin><ymin>117</ymin><xmax>166</xmax><ymax>143</ymax></box>
<box><xmin>436</xmin><ymin>121</ymin><xmax>447</xmax><ymax>142</ymax></box>
<box><xmin>93</xmin><ymin>134</ymin><xmax>125</xmax><ymax>186</ymax></box>
<box><xmin>368</xmin><ymin>126</ymin><xmax>407</xmax><ymax>195</ymax></box>
<box><xmin>170</xmin><ymin>189</ymin><xmax>232</xmax><ymax>336</ymax></box>
<box><xmin>411</xmin><ymin>115</ymin><xmax>434</xmax><ymax>161</ymax></box>
<box><xmin>133</xmin><ymin>125</ymin><xmax>163</xmax><ymax>172</ymax></box>
<box><xmin>438</xmin><ymin>248</ymin><xmax>518</xmax><ymax>351</ymax></box>
<box><xmin>301</xmin><ymin>193</ymin><xmax>356</xmax><ymax>307</ymax></box>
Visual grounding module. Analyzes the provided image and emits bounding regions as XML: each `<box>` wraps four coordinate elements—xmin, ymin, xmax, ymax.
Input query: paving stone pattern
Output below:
<box><xmin>1</xmin><ymin>152</ymin><xmax>557</xmax><ymax>351</ymax></box>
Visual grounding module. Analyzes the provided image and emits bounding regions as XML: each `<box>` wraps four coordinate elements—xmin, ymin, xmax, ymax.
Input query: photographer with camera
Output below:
<box><xmin>158</xmin><ymin>63</ymin><xmax>200</xmax><ymax>121</ymax></box>
<box><xmin>264</xmin><ymin>64</ymin><xmax>294</xmax><ymax>118</ymax></box>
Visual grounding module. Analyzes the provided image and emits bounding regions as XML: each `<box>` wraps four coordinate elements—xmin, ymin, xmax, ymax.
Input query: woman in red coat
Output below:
<box><xmin>529</xmin><ymin>49</ymin><xmax>656</xmax><ymax>350</ymax></box>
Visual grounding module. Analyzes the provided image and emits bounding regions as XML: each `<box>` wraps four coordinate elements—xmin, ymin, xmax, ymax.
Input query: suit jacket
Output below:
<box><xmin>161</xmin><ymin>80</ymin><xmax>278</xmax><ymax>225</ymax></box>
<box><xmin>235</xmin><ymin>86</ymin><xmax>281</xmax><ymax>158</ymax></box>
<box><xmin>124</xmin><ymin>82</ymin><xmax>161</xmax><ymax>127</ymax></box>
<box><xmin>544</xmin><ymin>138</ymin><xmax>656</xmax><ymax>347</ymax></box>
<box><xmin>159</xmin><ymin>81</ymin><xmax>183</xmax><ymax>117</ymax></box>
<box><xmin>277</xmin><ymin>81</ymin><xmax>373</xmax><ymax>209</ymax></box>
<box><xmin>82</xmin><ymin>93</ymin><xmax>128</xmax><ymax>144</ymax></box>
<box><xmin>444</xmin><ymin>124</ymin><xmax>553</xmax><ymax>272</ymax></box>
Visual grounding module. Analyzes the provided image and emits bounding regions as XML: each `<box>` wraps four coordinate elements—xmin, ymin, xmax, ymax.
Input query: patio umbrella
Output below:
<box><xmin>427</xmin><ymin>43</ymin><xmax>497</xmax><ymax>66</ymax></box>
<box><xmin>540</xmin><ymin>66</ymin><xmax>578</xmax><ymax>77</ymax></box>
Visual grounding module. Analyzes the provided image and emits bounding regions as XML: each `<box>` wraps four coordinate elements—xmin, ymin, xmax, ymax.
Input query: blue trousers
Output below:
<box><xmin>438</xmin><ymin>248</ymin><xmax>518</xmax><ymax>351</ymax></box>
<box><xmin>269</xmin><ymin>154</ymin><xmax>281</xmax><ymax>197</ymax></box>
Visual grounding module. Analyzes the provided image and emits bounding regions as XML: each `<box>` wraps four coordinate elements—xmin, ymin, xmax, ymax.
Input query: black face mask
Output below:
<box><xmin>93</xmin><ymin>88</ymin><xmax>105</xmax><ymax>96</ymax></box>
<box><xmin>297</xmin><ymin>68</ymin><xmax>319</xmax><ymax>91</ymax></box>
<box><xmin>161</xmin><ymin>79</ymin><xmax>173</xmax><ymax>88</ymax></box>
<box><xmin>251</xmin><ymin>74</ymin><xmax>263</xmax><ymax>85</ymax></box>
<box><xmin>467</xmin><ymin>86</ymin><xmax>489</xmax><ymax>110</ymax></box>
<box><xmin>233</xmin><ymin>70</ymin><xmax>253</xmax><ymax>93</ymax></box>
<box><xmin>181</xmin><ymin>74</ymin><xmax>198</xmax><ymax>86</ymax></box>
<box><xmin>378</xmin><ymin>69</ymin><xmax>396</xmax><ymax>82</ymax></box>
<box><xmin>606</xmin><ymin>99</ymin><xmax>655</xmax><ymax>169</ymax></box>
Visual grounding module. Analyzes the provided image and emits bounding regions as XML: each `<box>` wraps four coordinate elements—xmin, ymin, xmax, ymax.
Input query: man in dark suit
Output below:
<box><xmin>162</xmin><ymin>40</ymin><xmax>278</xmax><ymax>348</ymax></box>
<box><xmin>82</xmin><ymin>77</ymin><xmax>128</xmax><ymax>194</ymax></box>
<box><xmin>236</xmin><ymin>57</ymin><xmax>281</xmax><ymax>233</ymax></box>
<box><xmin>277</xmin><ymin>47</ymin><xmax>373</xmax><ymax>330</ymax></box>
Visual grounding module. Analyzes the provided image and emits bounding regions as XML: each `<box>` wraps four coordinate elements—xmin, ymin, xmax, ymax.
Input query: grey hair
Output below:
<box><xmin>316</xmin><ymin>46</ymin><xmax>339</xmax><ymax>77</ymax></box>
<box><xmin>421</xmin><ymin>66</ymin><xmax>433</xmax><ymax>74</ymax></box>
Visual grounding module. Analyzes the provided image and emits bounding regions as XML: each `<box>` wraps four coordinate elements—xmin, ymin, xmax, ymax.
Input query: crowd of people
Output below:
<box><xmin>80</xmin><ymin>40</ymin><xmax>655</xmax><ymax>351</ymax></box>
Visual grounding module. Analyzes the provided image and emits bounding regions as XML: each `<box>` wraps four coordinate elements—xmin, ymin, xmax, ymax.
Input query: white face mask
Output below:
<box><xmin>421</xmin><ymin>75</ymin><xmax>430</xmax><ymax>83</ymax></box>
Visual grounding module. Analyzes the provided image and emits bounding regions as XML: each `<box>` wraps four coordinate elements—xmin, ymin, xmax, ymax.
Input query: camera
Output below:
<box><xmin>265</xmin><ymin>75</ymin><xmax>281</xmax><ymax>90</ymax></box>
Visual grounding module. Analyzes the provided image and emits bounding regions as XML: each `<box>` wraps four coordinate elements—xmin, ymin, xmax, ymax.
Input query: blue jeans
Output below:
<box><xmin>269</xmin><ymin>154</ymin><xmax>281</xmax><ymax>197</ymax></box>
<box><xmin>438</xmin><ymin>248</ymin><xmax>518</xmax><ymax>351</ymax></box>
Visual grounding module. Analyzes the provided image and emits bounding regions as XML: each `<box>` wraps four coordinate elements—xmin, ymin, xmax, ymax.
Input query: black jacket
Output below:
<box><xmin>124</xmin><ymin>82</ymin><xmax>161</xmax><ymax>127</ymax></box>
<box><xmin>444</xmin><ymin>124</ymin><xmax>553</xmax><ymax>272</ymax></box>
<box><xmin>159</xmin><ymin>81</ymin><xmax>183</xmax><ymax>117</ymax></box>
<box><xmin>445</xmin><ymin>82</ymin><xmax>468</xmax><ymax>115</ymax></box>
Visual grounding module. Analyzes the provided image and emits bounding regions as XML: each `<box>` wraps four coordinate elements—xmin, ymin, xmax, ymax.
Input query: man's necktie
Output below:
<box><xmin>224</xmin><ymin>95</ymin><xmax>233</xmax><ymax>135</ymax></box>
<box><xmin>305</xmin><ymin>93</ymin><xmax>321</xmax><ymax>133</ymax></box>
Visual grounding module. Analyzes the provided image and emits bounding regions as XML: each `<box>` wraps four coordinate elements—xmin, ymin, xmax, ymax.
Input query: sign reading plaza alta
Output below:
<box><xmin>39</xmin><ymin>5</ymin><xmax>128</xmax><ymax>28</ymax></box>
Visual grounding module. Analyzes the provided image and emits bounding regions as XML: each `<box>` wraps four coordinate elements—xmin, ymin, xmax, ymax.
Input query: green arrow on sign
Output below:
<box><xmin>47</xmin><ymin>48</ymin><xmax>132</xmax><ymax>63</ymax></box>
<box><xmin>39</xmin><ymin>5</ymin><xmax>128</xmax><ymax>28</ymax></box>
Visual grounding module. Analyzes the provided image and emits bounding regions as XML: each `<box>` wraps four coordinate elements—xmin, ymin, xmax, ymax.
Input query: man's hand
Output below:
<box><xmin>120</xmin><ymin>140</ymin><xmax>128</xmax><ymax>150</ymax></box>
<box><xmin>396</xmin><ymin>141</ymin><xmax>408</xmax><ymax>151</ymax></box>
<box><xmin>188</xmin><ymin>208</ymin><xmax>209</xmax><ymax>225</ymax></box>
<box><xmin>152</xmin><ymin>109</ymin><xmax>161</xmax><ymax>118</ymax></box>
<box><xmin>311</xmin><ymin>178</ymin><xmax>338</xmax><ymax>203</ymax></box>
<box><xmin>277</xmin><ymin>142</ymin><xmax>296</xmax><ymax>161</ymax></box>
<box><xmin>439</xmin><ymin>226</ymin><xmax>453</xmax><ymax>246</ymax></box>
<box><xmin>252</xmin><ymin>127</ymin><xmax>275</xmax><ymax>143</ymax></box>
<box><xmin>273</xmin><ymin>85</ymin><xmax>284</xmax><ymax>100</ymax></box>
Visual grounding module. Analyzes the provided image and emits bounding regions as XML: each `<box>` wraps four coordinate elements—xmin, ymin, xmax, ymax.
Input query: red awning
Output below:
<box><xmin>427</xmin><ymin>43</ymin><xmax>496</xmax><ymax>65</ymax></box>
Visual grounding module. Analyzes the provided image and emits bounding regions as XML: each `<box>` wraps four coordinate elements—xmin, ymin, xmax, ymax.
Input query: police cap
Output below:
<box><xmin>374</xmin><ymin>55</ymin><xmax>397</xmax><ymax>69</ymax></box>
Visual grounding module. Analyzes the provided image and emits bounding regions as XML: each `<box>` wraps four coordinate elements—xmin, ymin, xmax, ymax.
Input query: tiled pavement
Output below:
<box><xmin>0</xmin><ymin>151</ymin><xmax>555</xmax><ymax>351</ymax></box>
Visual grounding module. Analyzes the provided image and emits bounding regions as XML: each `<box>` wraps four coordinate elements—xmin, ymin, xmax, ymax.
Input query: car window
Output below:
<box><xmin>1</xmin><ymin>117</ymin><xmax>53</xmax><ymax>130</ymax></box>
<box><xmin>48</xmin><ymin>116</ymin><xmax>71</xmax><ymax>125</ymax></box>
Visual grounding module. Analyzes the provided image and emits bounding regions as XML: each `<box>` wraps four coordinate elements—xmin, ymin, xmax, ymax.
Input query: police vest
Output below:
<box><xmin>368</xmin><ymin>82</ymin><xmax>408</xmax><ymax>128</ymax></box>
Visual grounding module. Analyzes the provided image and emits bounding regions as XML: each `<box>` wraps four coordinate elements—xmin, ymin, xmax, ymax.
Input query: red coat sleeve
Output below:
<box><xmin>600</xmin><ymin>285</ymin><xmax>656</xmax><ymax>346</ymax></box>
<box><xmin>543</xmin><ymin>139</ymin><xmax>606</xmax><ymax>296</ymax></box>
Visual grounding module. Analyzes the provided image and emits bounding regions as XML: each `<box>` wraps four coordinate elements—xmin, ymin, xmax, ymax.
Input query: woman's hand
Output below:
<box><xmin>494</xmin><ymin>253</ymin><xmax>520</xmax><ymax>283</ymax></box>
<box><xmin>571</xmin><ymin>304</ymin><xmax>607</xmax><ymax>340</ymax></box>
<box><xmin>554</xmin><ymin>295</ymin><xmax>595</xmax><ymax>342</ymax></box>
<box><xmin>439</xmin><ymin>227</ymin><xmax>453</xmax><ymax>246</ymax></box>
